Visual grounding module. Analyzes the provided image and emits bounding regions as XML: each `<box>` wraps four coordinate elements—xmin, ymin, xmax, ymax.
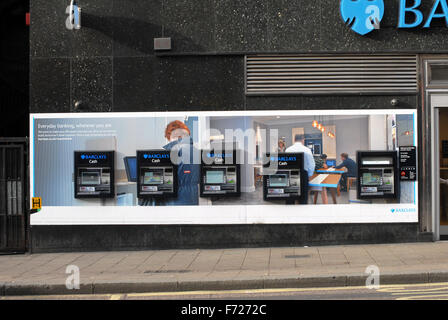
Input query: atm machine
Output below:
<box><xmin>137</xmin><ymin>150</ymin><xmax>177</xmax><ymax>199</ymax></box>
<box><xmin>357</xmin><ymin>151</ymin><xmax>399</xmax><ymax>200</ymax></box>
<box><xmin>74</xmin><ymin>151</ymin><xmax>115</xmax><ymax>199</ymax></box>
<box><xmin>200</xmin><ymin>146</ymin><xmax>241</xmax><ymax>197</ymax></box>
<box><xmin>262</xmin><ymin>153</ymin><xmax>305</xmax><ymax>202</ymax></box>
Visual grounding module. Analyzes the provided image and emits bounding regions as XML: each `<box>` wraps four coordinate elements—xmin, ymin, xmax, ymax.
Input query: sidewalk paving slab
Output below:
<box><xmin>1</xmin><ymin>242</ymin><xmax>448</xmax><ymax>296</ymax></box>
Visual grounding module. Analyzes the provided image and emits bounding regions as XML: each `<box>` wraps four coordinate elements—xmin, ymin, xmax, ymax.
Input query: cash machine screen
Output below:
<box><xmin>361</xmin><ymin>171</ymin><xmax>383</xmax><ymax>186</ymax></box>
<box><xmin>140</xmin><ymin>167</ymin><xmax>174</xmax><ymax>194</ymax></box>
<box><xmin>143</xmin><ymin>170</ymin><xmax>164</xmax><ymax>185</ymax></box>
<box><xmin>81</xmin><ymin>171</ymin><xmax>101</xmax><ymax>185</ymax></box>
<box><xmin>266</xmin><ymin>171</ymin><xmax>300</xmax><ymax>198</ymax></box>
<box><xmin>268</xmin><ymin>174</ymin><xmax>289</xmax><ymax>187</ymax></box>
<box><xmin>360</xmin><ymin>168</ymin><xmax>394</xmax><ymax>196</ymax></box>
<box><xmin>202</xmin><ymin>167</ymin><xmax>237</xmax><ymax>194</ymax></box>
<box><xmin>206</xmin><ymin>170</ymin><xmax>225</xmax><ymax>184</ymax></box>
<box><xmin>77</xmin><ymin>168</ymin><xmax>111</xmax><ymax>194</ymax></box>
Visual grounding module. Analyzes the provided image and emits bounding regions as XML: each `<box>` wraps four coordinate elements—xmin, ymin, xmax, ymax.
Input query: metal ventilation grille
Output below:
<box><xmin>246</xmin><ymin>55</ymin><xmax>418</xmax><ymax>94</ymax></box>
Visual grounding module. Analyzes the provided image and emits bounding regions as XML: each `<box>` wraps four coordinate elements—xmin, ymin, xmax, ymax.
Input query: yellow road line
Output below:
<box><xmin>397</xmin><ymin>294</ymin><xmax>448</xmax><ymax>300</ymax></box>
<box><xmin>2</xmin><ymin>282</ymin><xmax>448</xmax><ymax>299</ymax></box>
<box><xmin>126</xmin><ymin>287</ymin><xmax>362</xmax><ymax>298</ymax></box>
<box><xmin>392</xmin><ymin>291</ymin><xmax>448</xmax><ymax>296</ymax></box>
<box><xmin>382</xmin><ymin>287</ymin><xmax>448</xmax><ymax>293</ymax></box>
<box><xmin>126</xmin><ymin>282</ymin><xmax>448</xmax><ymax>298</ymax></box>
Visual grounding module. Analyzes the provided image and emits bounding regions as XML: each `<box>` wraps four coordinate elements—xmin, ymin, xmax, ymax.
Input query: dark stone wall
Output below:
<box><xmin>30</xmin><ymin>223</ymin><xmax>429</xmax><ymax>253</ymax></box>
<box><xmin>30</xmin><ymin>0</ymin><xmax>448</xmax><ymax>113</ymax></box>
<box><xmin>30</xmin><ymin>0</ymin><xmax>448</xmax><ymax>57</ymax></box>
<box><xmin>0</xmin><ymin>0</ymin><xmax>29</xmax><ymax>137</ymax></box>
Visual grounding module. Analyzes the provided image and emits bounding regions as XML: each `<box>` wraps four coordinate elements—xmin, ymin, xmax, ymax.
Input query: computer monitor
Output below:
<box><xmin>124</xmin><ymin>156</ymin><xmax>137</xmax><ymax>182</ymax></box>
<box><xmin>326</xmin><ymin>159</ymin><xmax>336</xmax><ymax>167</ymax></box>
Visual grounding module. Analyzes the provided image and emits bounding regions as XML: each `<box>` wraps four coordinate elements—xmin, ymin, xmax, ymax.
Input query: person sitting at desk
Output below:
<box><xmin>315</xmin><ymin>154</ymin><xmax>329</xmax><ymax>171</ymax></box>
<box><xmin>334</xmin><ymin>153</ymin><xmax>357</xmax><ymax>192</ymax></box>
<box><xmin>286</xmin><ymin>134</ymin><xmax>315</xmax><ymax>204</ymax></box>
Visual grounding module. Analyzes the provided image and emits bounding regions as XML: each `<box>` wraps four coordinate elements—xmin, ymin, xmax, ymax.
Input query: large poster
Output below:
<box><xmin>30</xmin><ymin>110</ymin><xmax>418</xmax><ymax>225</ymax></box>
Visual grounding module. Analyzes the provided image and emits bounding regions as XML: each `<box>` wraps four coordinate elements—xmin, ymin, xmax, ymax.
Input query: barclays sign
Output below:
<box><xmin>341</xmin><ymin>0</ymin><xmax>448</xmax><ymax>35</ymax></box>
<box><xmin>390</xmin><ymin>208</ymin><xmax>417</xmax><ymax>213</ymax></box>
<box><xmin>270</xmin><ymin>156</ymin><xmax>297</xmax><ymax>162</ymax></box>
<box><xmin>80</xmin><ymin>154</ymin><xmax>107</xmax><ymax>160</ymax></box>
<box><xmin>206</xmin><ymin>153</ymin><xmax>233</xmax><ymax>158</ymax></box>
<box><xmin>143</xmin><ymin>154</ymin><xmax>170</xmax><ymax>159</ymax></box>
<box><xmin>340</xmin><ymin>0</ymin><xmax>384</xmax><ymax>35</ymax></box>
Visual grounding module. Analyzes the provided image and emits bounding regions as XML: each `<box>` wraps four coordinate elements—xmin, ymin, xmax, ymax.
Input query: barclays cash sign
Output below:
<box><xmin>80</xmin><ymin>154</ymin><xmax>107</xmax><ymax>160</ymax></box>
<box><xmin>340</xmin><ymin>0</ymin><xmax>448</xmax><ymax>35</ymax></box>
<box><xmin>143</xmin><ymin>154</ymin><xmax>170</xmax><ymax>159</ymax></box>
<box><xmin>270</xmin><ymin>156</ymin><xmax>297</xmax><ymax>162</ymax></box>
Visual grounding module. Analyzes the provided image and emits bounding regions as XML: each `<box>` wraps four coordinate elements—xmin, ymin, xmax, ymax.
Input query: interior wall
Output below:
<box><xmin>335</xmin><ymin>117</ymin><xmax>368</xmax><ymax>164</ymax></box>
<box><xmin>368</xmin><ymin>115</ymin><xmax>387</xmax><ymax>150</ymax></box>
<box><xmin>322</xmin><ymin>125</ymin><xmax>336</xmax><ymax>159</ymax></box>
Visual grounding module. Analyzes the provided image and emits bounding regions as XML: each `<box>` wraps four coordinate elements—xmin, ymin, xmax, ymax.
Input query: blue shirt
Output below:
<box><xmin>335</xmin><ymin>157</ymin><xmax>357</xmax><ymax>177</ymax></box>
<box><xmin>163</xmin><ymin>137</ymin><xmax>200</xmax><ymax>206</ymax></box>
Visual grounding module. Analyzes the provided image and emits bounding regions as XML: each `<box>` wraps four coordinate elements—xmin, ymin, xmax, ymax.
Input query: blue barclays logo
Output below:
<box><xmin>390</xmin><ymin>208</ymin><xmax>416</xmax><ymax>214</ymax></box>
<box><xmin>270</xmin><ymin>156</ymin><xmax>297</xmax><ymax>162</ymax></box>
<box><xmin>143</xmin><ymin>154</ymin><xmax>169</xmax><ymax>159</ymax></box>
<box><xmin>340</xmin><ymin>0</ymin><xmax>384</xmax><ymax>35</ymax></box>
<box><xmin>207</xmin><ymin>153</ymin><xmax>233</xmax><ymax>158</ymax></box>
<box><xmin>81</xmin><ymin>154</ymin><xmax>107</xmax><ymax>160</ymax></box>
<box><xmin>341</xmin><ymin>0</ymin><xmax>448</xmax><ymax>35</ymax></box>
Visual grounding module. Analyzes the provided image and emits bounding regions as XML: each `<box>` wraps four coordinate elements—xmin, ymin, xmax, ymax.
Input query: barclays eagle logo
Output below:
<box><xmin>80</xmin><ymin>154</ymin><xmax>107</xmax><ymax>160</ymax></box>
<box><xmin>391</xmin><ymin>208</ymin><xmax>416</xmax><ymax>214</ymax></box>
<box><xmin>340</xmin><ymin>0</ymin><xmax>385</xmax><ymax>35</ymax></box>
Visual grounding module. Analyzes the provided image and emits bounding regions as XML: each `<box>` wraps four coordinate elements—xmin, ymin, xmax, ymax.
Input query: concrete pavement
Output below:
<box><xmin>1</xmin><ymin>241</ymin><xmax>448</xmax><ymax>296</ymax></box>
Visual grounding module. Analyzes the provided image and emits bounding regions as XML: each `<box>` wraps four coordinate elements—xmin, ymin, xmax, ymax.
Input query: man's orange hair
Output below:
<box><xmin>165</xmin><ymin>120</ymin><xmax>190</xmax><ymax>140</ymax></box>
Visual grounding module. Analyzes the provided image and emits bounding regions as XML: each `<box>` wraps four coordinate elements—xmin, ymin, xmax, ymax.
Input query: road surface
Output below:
<box><xmin>2</xmin><ymin>282</ymin><xmax>448</xmax><ymax>300</ymax></box>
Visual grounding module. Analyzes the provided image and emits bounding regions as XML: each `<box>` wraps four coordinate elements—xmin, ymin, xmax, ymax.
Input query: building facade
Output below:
<box><xmin>28</xmin><ymin>0</ymin><xmax>448</xmax><ymax>252</ymax></box>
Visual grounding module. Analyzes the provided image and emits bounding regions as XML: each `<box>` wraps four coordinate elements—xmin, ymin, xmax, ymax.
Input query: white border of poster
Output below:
<box><xmin>29</xmin><ymin>109</ymin><xmax>419</xmax><ymax>226</ymax></box>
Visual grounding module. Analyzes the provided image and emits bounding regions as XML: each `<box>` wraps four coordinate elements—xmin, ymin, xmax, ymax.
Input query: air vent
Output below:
<box><xmin>246</xmin><ymin>55</ymin><xmax>418</xmax><ymax>95</ymax></box>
